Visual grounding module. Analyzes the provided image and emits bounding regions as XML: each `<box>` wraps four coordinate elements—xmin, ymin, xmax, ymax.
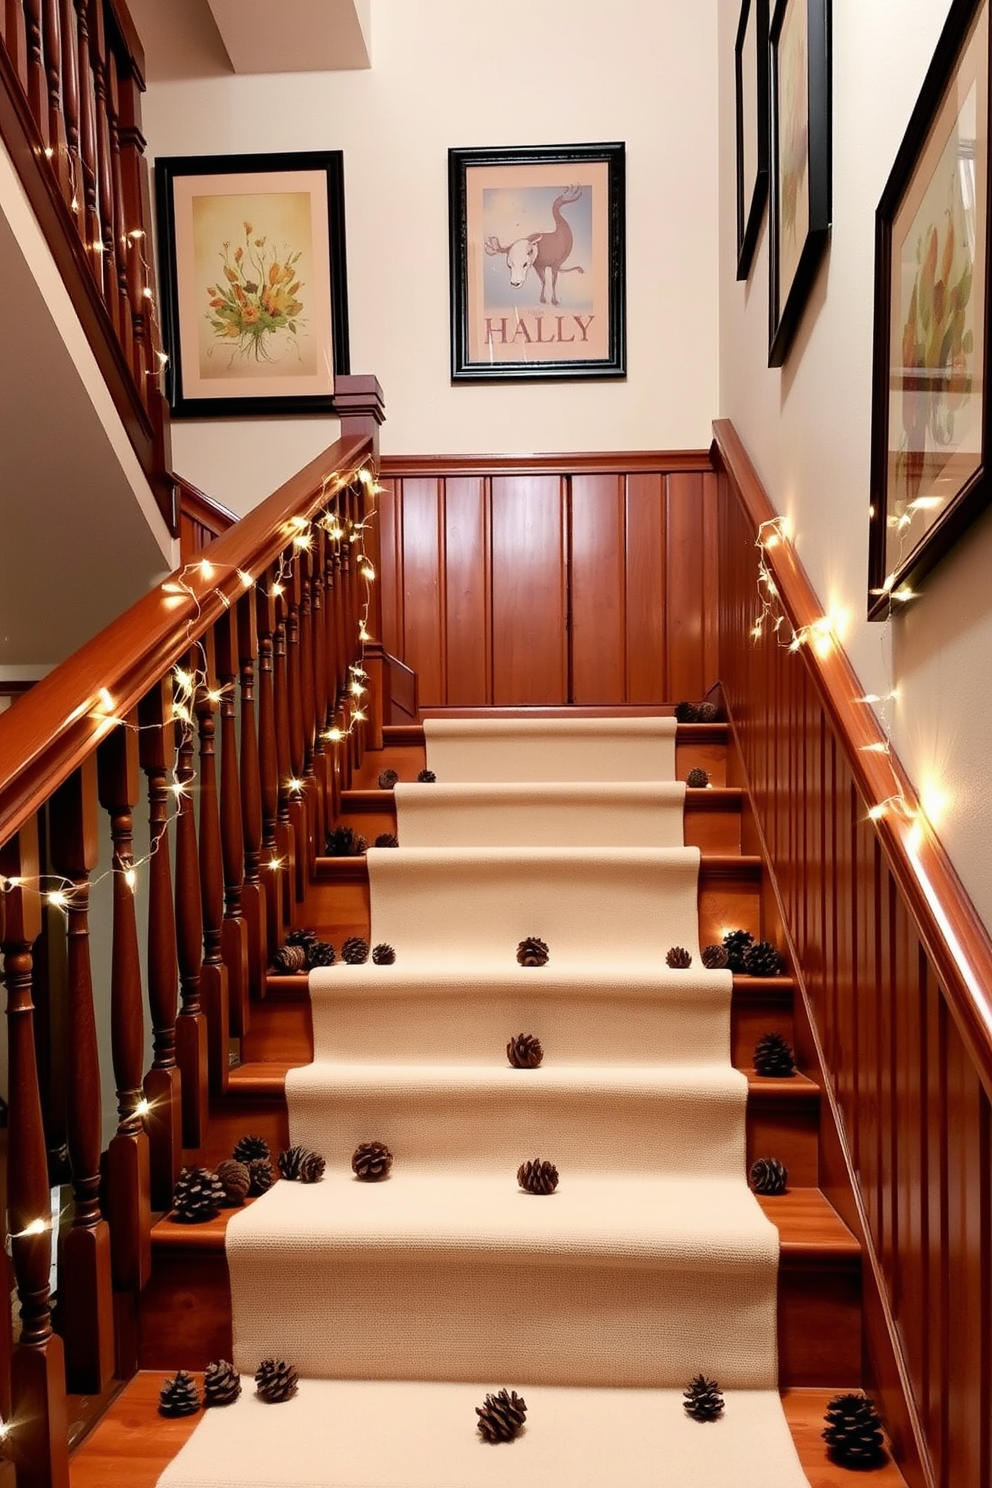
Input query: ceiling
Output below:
<box><xmin>126</xmin><ymin>0</ymin><xmax>371</xmax><ymax>81</ymax></box>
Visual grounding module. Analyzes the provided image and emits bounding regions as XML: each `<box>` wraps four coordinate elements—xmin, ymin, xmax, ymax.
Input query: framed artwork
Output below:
<box><xmin>448</xmin><ymin>142</ymin><xmax>626</xmax><ymax>382</ymax></box>
<box><xmin>155</xmin><ymin>151</ymin><xmax>350</xmax><ymax>417</ymax></box>
<box><xmin>735</xmin><ymin>0</ymin><xmax>769</xmax><ymax>280</ymax></box>
<box><xmin>868</xmin><ymin>0</ymin><xmax>990</xmax><ymax>618</ymax></box>
<box><xmin>768</xmin><ymin>0</ymin><xmax>831</xmax><ymax>366</ymax></box>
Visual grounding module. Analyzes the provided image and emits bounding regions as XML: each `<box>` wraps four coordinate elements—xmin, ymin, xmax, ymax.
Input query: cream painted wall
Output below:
<box><xmin>718</xmin><ymin>0</ymin><xmax>992</xmax><ymax>932</ymax></box>
<box><xmin>141</xmin><ymin>0</ymin><xmax>720</xmax><ymax>511</ymax></box>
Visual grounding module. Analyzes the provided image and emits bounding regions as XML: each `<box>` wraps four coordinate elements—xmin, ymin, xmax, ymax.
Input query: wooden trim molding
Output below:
<box><xmin>379</xmin><ymin>449</ymin><xmax>712</xmax><ymax>477</ymax></box>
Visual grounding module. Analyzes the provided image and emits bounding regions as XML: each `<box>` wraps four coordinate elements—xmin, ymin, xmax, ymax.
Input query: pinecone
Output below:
<box><xmin>158</xmin><ymin>1369</ymin><xmax>200</xmax><ymax>1417</ymax></box>
<box><xmin>753</xmin><ymin>1031</ymin><xmax>795</xmax><ymax>1077</ymax></box>
<box><xmin>743</xmin><ymin>940</ymin><xmax>782</xmax><ymax>977</ymax></box>
<box><xmin>352</xmin><ymin>1140</ymin><xmax>393</xmax><ymax>1181</ymax></box>
<box><xmin>665</xmin><ymin>946</ymin><xmax>693</xmax><ymax>968</ymax></box>
<box><xmin>686</xmin><ymin>767</ymin><xmax>709</xmax><ymax>788</ymax></box>
<box><xmin>378</xmin><ymin>768</ymin><xmax>399</xmax><ymax>789</ymax></box>
<box><xmin>749</xmin><ymin>1157</ymin><xmax>788</xmax><ymax>1195</ymax></box>
<box><xmin>374</xmin><ymin>832</ymin><xmax>399</xmax><ymax>848</ymax></box>
<box><xmin>254</xmin><ymin>1358</ymin><xmax>299</xmax><ymax>1404</ymax></box>
<box><xmin>722</xmin><ymin>928</ymin><xmax>755</xmax><ymax>973</ymax></box>
<box><xmin>417</xmin><ymin>769</ymin><xmax>437</xmax><ymax>783</ymax></box>
<box><xmin>325</xmin><ymin>825</ymin><xmax>367</xmax><ymax>857</ymax></box>
<box><xmin>674</xmin><ymin>701</ymin><xmax>700</xmax><ymax>723</ymax></box>
<box><xmin>695</xmin><ymin>701</ymin><xmax>719</xmax><ymax>723</ymax></box>
<box><xmin>271</xmin><ymin>943</ymin><xmax>308</xmax><ymax>974</ymax></box>
<box><xmin>683</xmin><ymin>1374</ymin><xmax>724</xmax><ymax>1422</ymax></box>
<box><xmin>822</xmin><ymin>1392</ymin><xmax>887</xmax><ymax>1469</ymax></box>
<box><xmin>342</xmin><ymin>936</ymin><xmax>369</xmax><ymax>965</ymax></box>
<box><xmin>246</xmin><ymin>1156</ymin><xmax>274</xmax><ymax>1196</ymax></box>
<box><xmin>278</xmin><ymin>1145</ymin><xmax>326</xmax><ymax>1183</ymax></box>
<box><xmin>305</xmin><ymin>939</ymin><xmax>336</xmax><ymax>969</ymax></box>
<box><xmin>701</xmin><ymin>943</ymin><xmax>730</xmax><ymax>969</ymax></box>
<box><xmin>507</xmin><ymin>1033</ymin><xmax>544</xmax><ymax>1069</ymax></box>
<box><xmin>372</xmin><ymin>942</ymin><xmax>396</xmax><ymax>965</ymax></box>
<box><xmin>232</xmin><ymin>1134</ymin><xmax>270</xmax><ymax>1164</ymax></box>
<box><xmin>516</xmin><ymin>936</ymin><xmax>549</xmax><ymax>967</ymax></box>
<box><xmin>286</xmin><ymin>927</ymin><xmax>318</xmax><ymax>950</ymax></box>
<box><xmin>475</xmin><ymin>1388</ymin><xmax>527</xmax><ymax>1443</ymax></box>
<box><xmin>203</xmin><ymin>1359</ymin><xmax>241</xmax><ymax>1407</ymax></box>
<box><xmin>517</xmin><ymin>1158</ymin><xmax>559</xmax><ymax>1195</ymax></box>
<box><xmin>171</xmin><ymin>1166</ymin><xmax>226</xmax><ymax>1224</ymax></box>
<box><xmin>214</xmin><ymin>1158</ymin><xmax>251</xmax><ymax>1206</ymax></box>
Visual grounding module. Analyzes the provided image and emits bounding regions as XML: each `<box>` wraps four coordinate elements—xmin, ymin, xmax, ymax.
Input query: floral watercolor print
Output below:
<box><xmin>886</xmin><ymin>3</ymin><xmax>988</xmax><ymax>575</ymax></box>
<box><xmin>191</xmin><ymin>191</ymin><xmax>317</xmax><ymax>381</ymax></box>
<box><xmin>777</xmin><ymin>0</ymin><xmax>810</xmax><ymax>305</ymax></box>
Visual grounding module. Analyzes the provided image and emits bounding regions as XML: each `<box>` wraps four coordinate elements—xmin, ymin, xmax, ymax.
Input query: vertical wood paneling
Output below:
<box><xmin>666</xmin><ymin>472</ymin><xmax>706</xmax><ymax>701</ymax></box>
<box><xmin>624</xmin><ymin>473</ymin><xmax>667</xmax><ymax>701</ymax></box>
<box><xmin>491</xmin><ymin>475</ymin><xmax>567</xmax><ymax>705</ymax></box>
<box><xmin>570</xmin><ymin>474</ymin><xmax>625</xmax><ymax>703</ymax></box>
<box><xmin>400</xmin><ymin>479</ymin><xmax>444</xmax><ymax>706</ymax></box>
<box><xmin>443</xmin><ymin>477</ymin><xmax>491</xmax><ymax>704</ymax></box>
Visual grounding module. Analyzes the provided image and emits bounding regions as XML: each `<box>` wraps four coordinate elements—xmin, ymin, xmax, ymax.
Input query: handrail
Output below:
<box><xmin>712</xmin><ymin>417</ymin><xmax>992</xmax><ymax>1105</ymax></box>
<box><xmin>0</xmin><ymin>430</ymin><xmax>373</xmax><ymax>848</ymax></box>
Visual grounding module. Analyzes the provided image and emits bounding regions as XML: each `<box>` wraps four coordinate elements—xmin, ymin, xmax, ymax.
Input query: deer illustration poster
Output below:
<box><xmin>449</xmin><ymin>144</ymin><xmax>626</xmax><ymax>380</ymax></box>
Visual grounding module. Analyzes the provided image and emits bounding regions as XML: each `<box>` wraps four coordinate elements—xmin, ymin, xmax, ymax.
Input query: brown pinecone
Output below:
<box><xmin>686</xmin><ymin>767</ymin><xmax>709</xmax><ymax>788</ymax></box>
<box><xmin>374</xmin><ymin>832</ymin><xmax>399</xmax><ymax>848</ymax></box>
<box><xmin>326</xmin><ymin>825</ymin><xmax>367</xmax><ymax>857</ymax></box>
<box><xmin>749</xmin><ymin>1156</ymin><xmax>788</xmax><ymax>1195</ymax></box>
<box><xmin>665</xmin><ymin>946</ymin><xmax>693</xmax><ymax>968</ymax></box>
<box><xmin>271</xmin><ymin>943</ymin><xmax>308</xmax><ymax>974</ymax></box>
<box><xmin>306</xmin><ymin>939</ymin><xmax>337</xmax><ymax>968</ymax></box>
<box><xmin>517</xmin><ymin>1158</ymin><xmax>559</xmax><ymax>1195</ymax></box>
<box><xmin>753</xmin><ymin>1031</ymin><xmax>795</xmax><ymax>1077</ymax></box>
<box><xmin>378</xmin><ymin>768</ymin><xmax>399</xmax><ymax>789</ymax></box>
<box><xmin>507</xmin><ymin>1033</ymin><xmax>544</xmax><ymax>1069</ymax></box>
<box><xmin>417</xmin><ymin>768</ymin><xmax>437</xmax><ymax>782</ymax></box>
<box><xmin>246</xmin><ymin>1156</ymin><xmax>274</xmax><ymax>1196</ymax></box>
<box><xmin>516</xmin><ymin>936</ymin><xmax>549</xmax><ymax>967</ymax></box>
<box><xmin>475</xmin><ymin>1387</ymin><xmax>527</xmax><ymax>1443</ymax></box>
<box><xmin>278</xmin><ymin>1145</ymin><xmax>326</xmax><ymax>1184</ymax></box>
<box><xmin>172</xmin><ymin>1166</ymin><xmax>225</xmax><ymax>1224</ymax></box>
<box><xmin>674</xmin><ymin>701</ymin><xmax>700</xmax><ymax>723</ymax></box>
<box><xmin>233</xmin><ymin>1134</ymin><xmax>270</xmax><ymax>1164</ymax></box>
<box><xmin>743</xmin><ymin>940</ymin><xmax>782</xmax><ymax>977</ymax></box>
<box><xmin>352</xmin><ymin>1140</ymin><xmax>393</xmax><ymax>1181</ymax></box>
<box><xmin>215</xmin><ymin>1158</ymin><xmax>251</xmax><ymax>1206</ymax></box>
<box><xmin>158</xmin><ymin>1369</ymin><xmax>200</xmax><ymax>1417</ymax></box>
<box><xmin>342</xmin><ymin>936</ymin><xmax>369</xmax><ymax>964</ymax></box>
<box><xmin>286</xmin><ymin>927</ymin><xmax>318</xmax><ymax>950</ymax></box>
<box><xmin>203</xmin><ymin>1359</ymin><xmax>241</xmax><ymax>1407</ymax></box>
<box><xmin>298</xmin><ymin>1149</ymin><xmax>326</xmax><ymax>1183</ymax></box>
<box><xmin>701</xmin><ymin>943</ymin><xmax>730</xmax><ymax>969</ymax></box>
<box><xmin>254</xmin><ymin>1358</ymin><xmax>298</xmax><ymax>1403</ymax></box>
<box><xmin>683</xmin><ymin>1373</ymin><xmax>724</xmax><ymax>1422</ymax></box>
<box><xmin>822</xmin><ymin>1392</ymin><xmax>887</xmax><ymax>1469</ymax></box>
<box><xmin>372</xmin><ymin>942</ymin><xmax>396</xmax><ymax>965</ymax></box>
<box><xmin>722</xmin><ymin>928</ymin><xmax>754</xmax><ymax>973</ymax></box>
<box><xmin>695</xmin><ymin>701</ymin><xmax>719</xmax><ymax>723</ymax></box>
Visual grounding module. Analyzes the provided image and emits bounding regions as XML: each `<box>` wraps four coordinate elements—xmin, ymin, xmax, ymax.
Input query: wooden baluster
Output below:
<box><xmin>238</xmin><ymin>591</ymin><xmax>268</xmax><ymax>996</ymax></box>
<box><xmin>73</xmin><ymin>0</ymin><xmax>100</xmax><ymax>277</ymax></box>
<box><xmin>215</xmin><ymin>608</ymin><xmax>250</xmax><ymax>1034</ymax></box>
<box><xmin>137</xmin><ymin>680</ymin><xmax>182</xmax><ymax>1210</ymax></box>
<box><xmin>256</xmin><ymin>582</ymin><xmax>283</xmax><ymax>952</ymax></box>
<box><xmin>332</xmin><ymin>534</ymin><xmax>352</xmax><ymax>796</ymax></box>
<box><xmin>360</xmin><ymin>472</ymin><xmax>386</xmax><ymax>751</ymax></box>
<box><xmin>30</xmin><ymin>830</ymin><xmax>71</xmax><ymax>1192</ymax></box>
<box><xmin>48</xmin><ymin>759</ymin><xmax>115</xmax><ymax>1394</ymax></box>
<box><xmin>86</xmin><ymin>0</ymin><xmax>113</xmax><ymax>307</ymax></box>
<box><xmin>3</xmin><ymin>1</ymin><xmax>29</xmax><ymax>87</ymax></box>
<box><xmin>322</xmin><ymin>523</ymin><xmax>341</xmax><ymax>822</ymax></box>
<box><xmin>113</xmin><ymin>43</ymin><xmax>149</xmax><ymax>399</ymax></box>
<box><xmin>0</xmin><ymin>823</ymin><xmax>70</xmax><ymax>1488</ymax></box>
<box><xmin>273</xmin><ymin>589</ymin><xmax>297</xmax><ymax>927</ymax></box>
<box><xmin>285</xmin><ymin>567</ymin><xmax>308</xmax><ymax>903</ymax></box>
<box><xmin>195</xmin><ymin>636</ymin><xmax>231</xmax><ymax>1097</ymax></box>
<box><xmin>340</xmin><ymin>511</ymin><xmax>361</xmax><ymax>783</ymax></box>
<box><xmin>310</xmin><ymin>527</ymin><xmax>330</xmax><ymax>854</ymax></box>
<box><xmin>24</xmin><ymin>0</ymin><xmax>47</xmax><ymax>146</ymax></box>
<box><xmin>298</xmin><ymin>544</ymin><xmax>320</xmax><ymax>873</ymax></box>
<box><xmin>173</xmin><ymin>674</ymin><xmax>209</xmax><ymax>1147</ymax></box>
<box><xmin>97</xmin><ymin>719</ymin><xmax>151</xmax><ymax>1300</ymax></box>
<box><xmin>42</xmin><ymin>0</ymin><xmax>72</xmax><ymax>200</ymax></box>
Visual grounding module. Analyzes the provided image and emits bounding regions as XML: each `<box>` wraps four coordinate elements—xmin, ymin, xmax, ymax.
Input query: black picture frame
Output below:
<box><xmin>867</xmin><ymin>0</ymin><xmax>991</xmax><ymax>618</ymax></box>
<box><xmin>448</xmin><ymin>142</ymin><xmax>626</xmax><ymax>382</ymax></box>
<box><xmin>768</xmin><ymin>0</ymin><xmax>831</xmax><ymax>366</ymax></box>
<box><xmin>735</xmin><ymin>0</ymin><xmax>769</xmax><ymax>280</ymax></box>
<box><xmin>155</xmin><ymin>151</ymin><xmax>350</xmax><ymax>418</ymax></box>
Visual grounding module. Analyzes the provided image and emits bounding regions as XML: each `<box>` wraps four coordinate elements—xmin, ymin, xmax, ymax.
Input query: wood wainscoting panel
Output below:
<box><xmin>490</xmin><ymin>474</ymin><xmax>567</xmax><ymax>704</ymax></box>
<box><xmin>624</xmin><ymin>473</ymin><xmax>668</xmax><ymax>702</ymax></box>
<box><xmin>442</xmin><ymin>477</ymin><xmax>491</xmax><ymax>704</ymax></box>
<box><xmin>570</xmin><ymin>473</ymin><xmax>626</xmax><ymax>703</ymax></box>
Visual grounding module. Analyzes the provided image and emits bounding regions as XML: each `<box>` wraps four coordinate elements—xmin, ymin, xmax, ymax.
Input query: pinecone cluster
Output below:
<box><xmin>686</xmin><ymin>767</ymin><xmax>709</xmax><ymax>788</ymax></box>
<box><xmin>822</xmin><ymin>1392</ymin><xmax>887</xmax><ymax>1468</ymax></box>
<box><xmin>277</xmin><ymin>1145</ymin><xmax>326</xmax><ymax>1183</ymax></box>
<box><xmin>749</xmin><ymin>1157</ymin><xmax>788</xmax><ymax>1195</ymax></box>
<box><xmin>374</xmin><ymin>833</ymin><xmax>399</xmax><ymax>848</ymax></box>
<box><xmin>507</xmin><ymin>1033</ymin><xmax>544</xmax><ymax>1069</ymax></box>
<box><xmin>417</xmin><ymin>768</ymin><xmax>437</xmax><ymax>783</ymax></box>
<box><xmin>475</xmin><ymin>1388</ymin><xmax>527</xmax><ymax>1443</ymax></box>
<box><xmin>701</xmin><ymin>943</ymin><xmax>730</xmax><ymax>969</ymax></box>
<box><xmin>683</xmin><ymin>1373</ymin><xmax>724</xmax><ymax>1422</ymax></box>
<box><xmin>325</xmin><ymin>825</ymin><xmax>368</xmax><ymax>857</ymax></box>
<box><xmin>743</xmin><ymin>940</ymin><xmax>782</xmax><ymax>977</ymax></box>
<box><xmin>158</xmin><ymin>1370</ymin><xmax>200</xmax><ymax>1417</ymax></box>
<box><xmin>722</xmin><ymin>928</ymin><xmax>754</xmax><ymax>973</ymax></box>
<box><xmin>352</xmin><ymin>1140</ymin><xmax>393</xmax><ymax>1181</ymax></box>
<box><xmin>342</xmin><ymin>936</ymin><xmax>370</xmax><ymax>964</ymax></box>
<box><xmin>232</xmin><ymin>1135</ymin><xmax>275</xmax><ymax>1196</ymax></box>
<box><xmin>270</xmin><ymin>928</ymin><xmax>337</xmax><ymax>973</ymax></box>
<box><xmin>516</xmin><ymin>936</ymin><xmax>549</xmax><ymax>967</ymax></box>
<box><xmin>753</xmin><ymin>1031</ymin><xmax>795</xmax><ymax>1078</ymax></box>
<box><xmin>377</xmin><ymin>768</ymin><xmax>399</xmax><ymax>789</ymax></box>
<box><xmin>372</xmin><ymin>942</ymin><xmax>396</xmax><ymax>965</ymax></box>
<box><xmin>674</xmin><ymin>701</ymin><xmax>719</xmax><ymax>723</ymax></box>
<box><xmin>203</xmin><ymin>1359</ymin><xmax>241</xmax><ymax>1407</ymax></box>
<box><xmin>666</xmin><ymin>946</ymin><xmax>693</xmax><ymax>969</ymax></box>
<box><xmin>254</xmin><ymin>1357</ymin><xmax>299</xmax><ymax>1403</ymax></box>
<box><xmin>171</xmin><ymin>1166</ymin><xmax>227</xmax><ymax>1224</ymax></box>
<box><xmin>517</xmin><ymin>1158</ymin><xmax>559</xmax><ymax>1195</ymax></box>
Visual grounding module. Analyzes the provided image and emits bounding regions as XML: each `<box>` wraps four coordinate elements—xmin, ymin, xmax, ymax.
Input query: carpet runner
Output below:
<box><xmin>159</xmin><ymin>716</ymin><xmax>811</xmax><ymax>1488</ymax></box>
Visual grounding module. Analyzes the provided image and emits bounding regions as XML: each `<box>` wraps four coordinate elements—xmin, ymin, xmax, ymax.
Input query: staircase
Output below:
<box><xmin>68</xmin><ymin>714</ymin><xmax>908</xmax><ymax>1487</ymax></box>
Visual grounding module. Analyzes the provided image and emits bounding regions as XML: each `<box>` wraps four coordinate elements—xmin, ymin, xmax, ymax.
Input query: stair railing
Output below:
<box><xmin>0</xmin><ymin>425</ymin><xmax>380</xmax><ymax>1486</ymax></box>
